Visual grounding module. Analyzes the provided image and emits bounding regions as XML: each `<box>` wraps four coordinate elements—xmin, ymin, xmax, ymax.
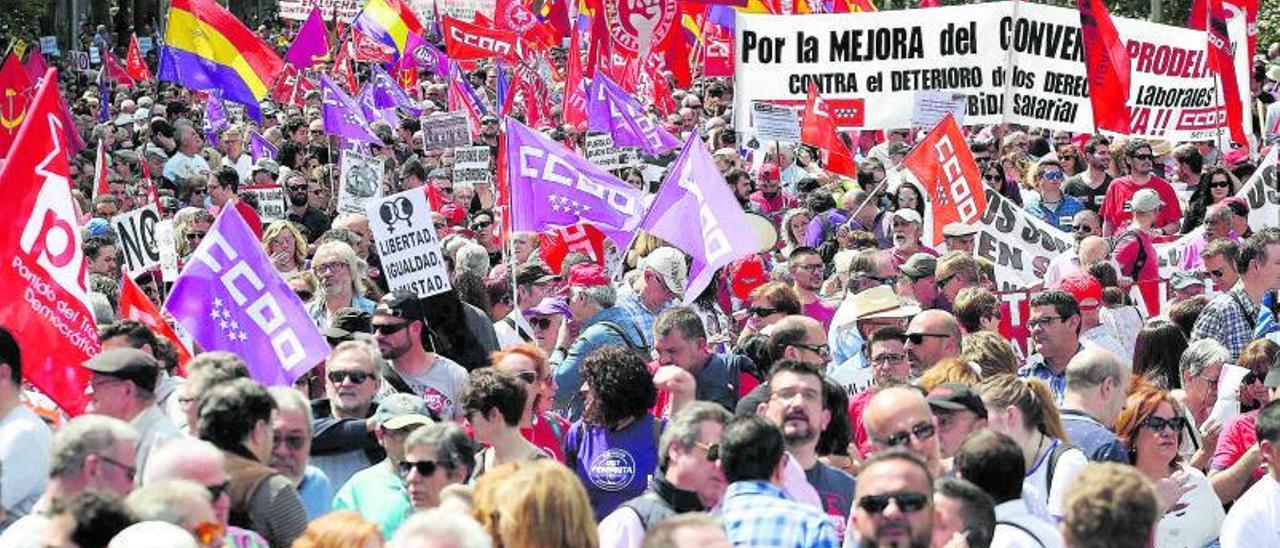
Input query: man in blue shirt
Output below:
<box><xmin>1060</xmin><ymin>347</ymin><xmax>1131</xmax><ymax>463</ymax></box>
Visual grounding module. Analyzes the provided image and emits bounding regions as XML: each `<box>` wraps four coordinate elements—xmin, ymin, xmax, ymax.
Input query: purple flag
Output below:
<box><xmin>164</xmin><ymin>206</ymin><xmax>330</xmax><ymax>385</ymax></box>
<box><xmin>587</xmin><ymin>73</ymin><xmax>680</xmax><ymax>156</ymax></box>
<box><xmin>416</xmin><ymin>39</ymin><xmax>450</xmax><ymax>79</ymax></box>
<box><xmin>639</xmin><ymin>134</ymin><xmax>759</xmax><ymax>305</ymax></box>
<box><xmin>356</xmin><ymin>83</ymin><xmax>398</xmax><ymax>126</ymax></box>
<box><xmin>286</xmin><ymin>7</ymin><xmax>331</xmax><ymax>70</ymax></box>
<box><xmin>505</xmin><ymin>118</ymin><xmax>644</xmax><ymax>247</ymax></box>
<box><xmin>321</xmin><ymin>74</ymin><xmax>383</xmax><ymax>144</ymax></box>
<box><xmin>204</xmin><ymin>94</ymin><xmax>228</xmax><ymax>148</ymax></box>
<box><xmin>250</xmin><ymin>130</ymin><xmax>277</xmax><ymax>163</ymax></box>
<box><xmin>370</xmin><ymin>65</ymin><xmax>422</xmax><ymax>117</ymax></box>
<box><xmin>98</xmin><ymin>69</ymin><xmax>110</xmax><ymax>123</ymax></box>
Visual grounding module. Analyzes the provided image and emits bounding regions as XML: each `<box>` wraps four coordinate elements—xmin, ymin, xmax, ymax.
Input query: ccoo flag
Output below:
<box><xmin>164</xmin><ymin>206</ymin><xmax>329</xmax><ymax>386</ymax></box>
<box><xmin>639</xmin><ymin>133</ymin><xmax>759</xmax><ymax>305</ymax></box>
<box><xmin>587</xmin><ymin>72</ymin><xmax>680</xmax><ymax>155</ymax></box>
<box><xmin>903</xmin><ymin>114</ymin><xmax>987</xmax><ymax>248</ymax></box>
<box><xmin>250</xmin><ymin>130</ymin><xmax>277</xmax><ymax>163</ymax></box>
<box><xmin>505</xmin><ymin>118</ymin><xmax>644</xmax><ymax>246</ymax></box>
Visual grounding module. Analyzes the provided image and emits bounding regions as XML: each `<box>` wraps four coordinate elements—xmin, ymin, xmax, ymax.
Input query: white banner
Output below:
<box><xmin>277</xmin><ymin>0</ymin><xmax>361</xmax><ymax>20</ymax></box>
<box><xmin>367</xmin><ymin>189</ymin><xmax>452</xmax><ymax>297</ymax></box>
<box><xmin>244</xmin><ymin>185</ymin><xmax>287</xmax><ymax>223</ymax></box>
<box><xmin>751</xmin><ymin>102</ymin><xmax>802</xmax><ymax>143</ymax></box>
<box><xmin>339</xmin><ymin>151</ymin><xmax>385</xmax><ymax>214</ymax></box>
<box><xmin>733</xmin><ymin>1</ymin><xmax>1248</xmax><ymax>140</ymax></box>
<box><xmin>111</xmin><ymin>205</ymin><xmax>162</xmax><ymax>276</ymax></box>
<box><xmin>972</xmin><ymin>185</ymin><xmax>1075</xmax><ymax>290</ymax></box>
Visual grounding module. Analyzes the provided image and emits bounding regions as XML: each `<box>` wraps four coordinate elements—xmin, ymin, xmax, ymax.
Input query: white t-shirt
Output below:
<box><xmin>163</xmin><ymin>151</ymin><xmax>211</xmax><ymax>183</ymax></box>
<box><xmin>992</xmin><ymin>500</ymin><xmax>1064</xmax><ymax>548</ymax></box>
<box><xmin>222</xmin><ymin>153</ymin><xmax>254</xmax><ymax>184</ymax></box>
<box><xmin>1222</xmin><ymin>473</ymin><xmax>1280</xmax><ymax>548</ymax></box>
<box><xmin>1156</xmin><ymin>464</ymin><xmax>1224</xmax><ymax>548</ymax></box>
<box><xmin>0</xmin><ymin>405</ymin><xmax>52</xmax><ymax>523</ymax></box>
<box><xmin>1023</xmin><ymin>439</ymin><xmax>1089</xmax><ymax>522</ymax></box>
<box><xmin>379</xmin><ymin>356</ymin><xmax>470</xmax><ymax>421</ymax></box>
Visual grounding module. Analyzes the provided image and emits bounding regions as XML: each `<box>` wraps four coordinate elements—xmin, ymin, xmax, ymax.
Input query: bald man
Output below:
<box><xmin>863</xmin><ymin>386</ymin><xmax>943</xmax><ymax>477</ymax></box>
<box><xmin>1046</xmin><ymin>232</ymin><xmax>1110</xmax><ymax>287</ymax></box>
<box><xmin>768</xmin><ymin>316</ymin><xmax>831</xmax><ymax>369</ymax></box>
<box><xmin>903</xmin><ymin>310</ymin><xmax>961</xmax><ymax>377</ymax></box>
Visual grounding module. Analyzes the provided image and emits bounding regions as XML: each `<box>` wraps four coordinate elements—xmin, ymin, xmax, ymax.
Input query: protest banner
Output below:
<box><xmin>972</xmin><ymin>184</ymin><xmax>1075</xmax><ymax>290</ymax></box>
<box><xmin>88</xmin><ymin>47</ymin><xmax>100</xmax><ymax>65</ymax></box>
<box><xmin>751</xmin><ymin>102</ymin><xmax>802</xmax><ymax>143</ymax></box>
<box><xmin>453</xmin><ymin>145</ymin><xmax>491</xmax><ymax>185</ymax></box>
<box><xmin>732</xmin><ymin>1</ymin><xmax>1249</xmax><ymax>140</ymax></box>
<box><xmin>111</xmin><ymin>204</ymin><xmax>162</xmax><ymax>276</ymax></box>
<box><xmin>367</xmin><ymin>188</ymin><xmax>453</xmax><ymax>297</ymax></box>
<box><xmin>412</xmin><ymin>0</ymin><xmax>496</xmax><ymax>22</ymax></box>
<box><xmin>39</xmin><ymin>36</ymin><xmax>58</xmax><ymax>55</ymax></box>
<box><xmin>338</xmin><ymin>150</ymin><xmax>385</xmax><ymax>214</ymax></box>
<box><xmin>277</xmin><ymin>0</ymin><xmax>361</xmax><ymax>21</ymax></box>
<box><xmin>244</xmin><ymin>184</ymin><xmax>287</xmax><ymax>223</ymax></box>
<box><xmin>585</xmin><ymin>133</ymin><xmax>624</xmax><ymax>170</ymax></box>
<box><xmin>68</xmin><ymin>51</ymin><xmax>89</xmax><ymax>71</ymax></box>
<box><xmin>420</xmin><ymin>112</ymin><xmax>470</xmax><ymax>150</ymax></box>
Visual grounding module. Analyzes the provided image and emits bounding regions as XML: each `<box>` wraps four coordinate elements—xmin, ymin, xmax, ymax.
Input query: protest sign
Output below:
<box><xmin>751</xmin><ymin>102</ymin><xmax>802</xmax><ymax>143</ymax></box>
<box><xmin>244</xmin><ymin>184</ymin><xmax>287</xmax><ymax>223</ymax></box>
<box><xmin>88</xmin><ymin>47</ymin><xmax>100</xmax><ymax>65</ymax></box>
<box><xmin>137</xmin><ymin>37</ymin><xmax>153</xmax><ymax>54</ymax></box>
<box><xmin>585</xmin><ymin>133</ymin><xmax>623</xmax><ymax>170</ymax></box>
<box><xmin>39</xmin><ymin>36</ymin><xmax>58</xmax><ymax>55</ymax></box>
<box><xmin>111</xmin><ymin>204</ymin><xmax>162</xmax><ymax>275</ymax></box>
<box><xmin>412</xmin><ymin>0</ymin><xmax>496</xmax><ymax>22</ymax></box>
<box><xmin>972</xmin><ymin>185</ymin><xmax>1075</xmax><ymax>290</ymax></box>
<box><xmin>421</xmin><ymin>112</ymin><xmax>470</xmax><ymax>151</ymax></box>
<box><xmin>339</xmin><ymin>151</ymin><xmax>385</xmax><ymax>214</ymax></box>
<box><xmin>912</xmin><ymin>91</ymin><xmax>967</xmax><ymax>128</ymax></box>
<box><xmin>69</xmin><ymin>51</ymin><xmax>89</xmax><ymax>71</ymax></box>
<box><xmin>732</xmin><ymin>1</ymin><xmax>1249</xmax><ymax>140</ymax></box>
<box><xmin>453</xmin><ymin>145</ymin><xmax>491</xmax><ymax>185</ymax></box>
<box><xmin>155</xmin><ymin>219</ymin><xmax>180</xmax><ymax>282</ymax></box>
<box><xmin>367</xmin><ymin>188</ymin><xmax>453</xmax><ymax>297</ymax></box>
<box><xmin>278</xmin><ymin>0</ymin><xmax>361</xmax><ymax>20</ymax></box>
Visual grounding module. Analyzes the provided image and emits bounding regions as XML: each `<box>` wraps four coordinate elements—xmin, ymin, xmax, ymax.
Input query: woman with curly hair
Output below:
<box><xmin>261</xmin><ymin>220</ymin><xmax>308</xmax><ymax>275</ymax></box>
<box><xmin>778</xmin><ymin>207</ymin><xmax>813</xmax><ymax>259</ymax></box>
<box><xmin>1114</xmin><ymin>387</ymin><xmax>1224</xmax><ymax>547</ymax></box>
<box><xmin>564</xmin><ymin>345</ymin><xmax>660</xmax><ymax>520</ymax></box>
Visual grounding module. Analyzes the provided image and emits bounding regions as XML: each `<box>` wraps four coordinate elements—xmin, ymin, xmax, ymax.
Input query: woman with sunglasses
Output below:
<box><xmin>1023</xmin><ymin>160</ymin><xmax>1085</xmax><ymax>233</ymax></box>
<box><xmin>1115</xmin><ymin>387</ymin><xmax>1225</xmax><ymax>547</ymax></box>
<box><xmin>1182</xmin><ymin>167</ymin><xmax>1241</xmax><ymax>234</ymax></box>
<box><xmin>493</xmin><ymin>345</ymin><xmax>568</xmax><ymax>462</ymax></box>
<box><xmin>735</xmin><ymin>282</ymin><xmax>803</xmax><ymax>345</ymax></box>
<box><xmin>975</xmin><ymin>374</ymin><xmax>1087</xmax><ymax>523</ymax></box>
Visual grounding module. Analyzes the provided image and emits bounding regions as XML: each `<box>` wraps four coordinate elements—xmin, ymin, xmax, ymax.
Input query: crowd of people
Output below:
<box><xmin>5</xmin><ymin>5</ymin><xmax>1280</xmax><ymax>548</ymax></box>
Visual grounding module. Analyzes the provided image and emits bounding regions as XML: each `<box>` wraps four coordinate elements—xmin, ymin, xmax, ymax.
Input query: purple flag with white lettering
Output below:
<box><xmin>587</xmin><ymin>73</ymin><xmax>680</xmax><ymax>156</ymax></box>
<box><xmin>505</xmin><ymin>118</ymin><xmax>644</xmax><ymax>247</ymax></box>
<box><xmin>285</xmin><ymin>7</ymin><xmax>330</xmax><ymax>70</ymax></box>
<box><xmin>356</xmin><ymin>83</ymin><xmax>398</xmax><ymax>126</ymax></box>
<box><xmin>322</xmin><ymin>74</ymin><xmax>383</xmax><ymax>144</ymax></box>
<box><xmin>639</xmin><ymin>133</ymin><xmax>758</xmax><ymax>305</ymax></box>
<box><xmin>164</xmin><ymin>206</ymin><xmax>329</xmax><ymax>385</ymax></box>
<box><xmin>370</xmin><ymin>65</ymin><xmax>422</xmax><ymax>117</ymax></box>
<box><xmin>249</xmin><ymin>130</ymin><xmax>277</xmax><ymax>163</ymax></box>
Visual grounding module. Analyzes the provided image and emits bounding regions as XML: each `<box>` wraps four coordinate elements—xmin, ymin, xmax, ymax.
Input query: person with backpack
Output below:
<box><xmin>1112</xmin><ymin>188</ymin><xmax>1164</xmax><ymax>284</ymax></box>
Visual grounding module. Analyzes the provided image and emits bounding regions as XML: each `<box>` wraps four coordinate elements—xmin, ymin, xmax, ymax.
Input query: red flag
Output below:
<box><xmin>586</xmin><ymin>3</ymin><xmax>611</xmax><ymax>77</ymax></box>
<box><xmin>1189</xmin><ymin>0</ymin><xmax>1256</xmax><ymax>61</ymax></box>
<box><xmin>442</xmin><ymin>17</ymin><xmax>522</xmax><ymax>62</ymax></box>
<box><xmin>832</xmin><ymin>0</ymin><xmax>876</xmax><ymax>12</ymax></box>
<box><xmin>563</xmin><ymin>29</ymin><xmax>589</xmax><ymax>128</ymax></box>
<box><xmin>22</xmin><ymin>49</ymin><xmax>50</xmax><ymax>83</ymax></box>
<box><xmin>1077</xmin><ymin>0</ymin><xmax>1131</xmax><ymax>133</ymax></box>
<box><xmin>802</xmin><ymin>85</ymin><xmax>857</xmax><ymax>178</ymax></box>
<box><xmin>353</xmin><ymin>28</ymin><xmax>397</xmax><ymax>63</ymax></box>
<box><xmin>126</xmin><ymin>34</ymin><xmax>153</xmax><ymax>82</ymax></box>
<box><xmin>0</xmin><ymin>68</ymin><xmax>99</xmax><ymax>416</ymax></box>
<box><xmin>919</xmin><ymin>0</ymin><xmax>940</xmax><ymax>6</ymax></box>
<box><xmin>0</xmin><ymin>52</ymin><xmax>33</xmax><ymax>157</ymax></box>
<box><xmin>602</xmin><ymin>0</ymin><xmax>678</xmax><ymax>54</ymax></box>
<box><xmin>119</xmin><ymin>276</ymin><xmax>192</xmax><ymax>372</ymax></box>
<box><xmin>332</xmin><ymin>40</ymin><xmax>359</xmax><ymax>94</ymax></box>
<box><xmin>101</xmin><ymin>50</ymin><xmax>136</xmax><ymax>89</ymax></box>
<box><xmin>539</xmin><ymin>223</ymin><xmax>608</xmax><ymax>272</ymax></box>
<box><xmin>1207</xmin><ymin>0</ymin><xmax>1248</xmax><ymax>147</ymax></box>
<box><xmin>902</xmin><ymin>114</ymin><xmax>987</xmax><ymax>248</ymax></box>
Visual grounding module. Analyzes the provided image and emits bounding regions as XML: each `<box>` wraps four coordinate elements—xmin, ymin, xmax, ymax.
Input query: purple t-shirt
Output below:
<box><xmin>804</xmin><ymin>299</ymin><xmax>836</xmax><ymax>331</ymax></box>
<box><xmin>566</xmin><ymin>415</ymin><xmax>661</xmax><ymax>520</ymax></box>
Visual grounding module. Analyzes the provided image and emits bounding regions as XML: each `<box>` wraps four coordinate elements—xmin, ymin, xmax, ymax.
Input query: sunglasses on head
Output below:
<box><xmin>857</xmin><ymin>491</ymin><xmax>931</xmax><ymax>514</ymax></box>
<box><xmin>399</xmin><ymin>459</ymin><xmax>440</xmax><ymax>477</ymax></box>
<box><xmin>327</xmin><ymin>370</ymin><xmax>373</xmax><ymax>384</ymax></box>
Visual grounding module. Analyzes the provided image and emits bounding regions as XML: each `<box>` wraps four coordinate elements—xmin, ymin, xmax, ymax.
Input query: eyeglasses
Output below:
<box><xmin>1026</xmin><ymin>316</ymin><xmax>1068</xmax><ymax>330</ymax></box>
<box><xmin>983</xmin><ymin>173</ymin><xmax>1002</xmax><ymax>182</ymax></box>
<box><xmin>870</xmin><ymin>352</ymin><xmax>906</xmax><ymax>366</ymax></box>
<box><xmin>794</xmin><ymin>263</ymin><xmax>825</xmax><ymax>272</ymax></box>
<box><xmin>205</xmin><ymin>480</ymin><xmax>230</xmax><ymax>501</ymax></box>
<box><xmin>472</xmin><ymin>220</ymin><xmax>493</xmax><ymax>230</ymax></box>
<box><xmin>870</xmin><ymin>275</ymin><xmax>900</xmax><ymax>286</ymax></box>
<box><xmin>770</xmin><ymin>387</ymin><xmax>822</xmax><ymax>404</ymax></box>
<box><xmin>374</xmin><ymin>321</ymin><xmax>411</xmax><ymax>335</ymax></box>
<box><xmin>749</xmin><ymin>307</ymin><xmax>779</xmax><ymax>317</ymax></box>
<box><xmin>1073</xmin><ymin>225</ymin><xmax>1094</xmax><ymax>234</ymax></box>
<box><xmin>515</xmin><ymin>370</ymin><xmax>538</xmax><ymax>384</ymax></box>
<box><xmin>273</xmin><ymin>432</ymin><xmax>307</xmax><ymax>451</ymax></box>
<box><xmin>877</xmin><ymin>422</ymin><xmax>936</xmax><ymax>448</ymax></box>
<box><xmin>1143</xmin><ymin>415</ymin><xmax>1189</xmax><ymax>433</ymax></box>
<box><xmin>193</xmin><ymin>520</ymin><xmax>225</xmax><ymax>546</ymax></box>
<box><xmin>186</xmin><ymin>231</ymin><xmax>207</xmax><ymax>242</ymax></box>
<box><xmin>857</xmin><ymin>491</ymin><xmax>931</xmax><ymax>514</ymax></box>
<box><xmin>529</xmin><ymin>317</ymin><xmax>555</xmax><ymax>330</ymax></box>
<box><xmin>1041</xmin><ymin>171</ymin><xmax>1065</xmax><ymax>181</ymax></box>
<box><xmin>1130</xmin><ymin>153</ymin><xmax>1154</xmax><ymax>161</ymax></box>
<box><xmin>693</xmin><ymin>441</ymin><xmax>719</xmax><ymax>461</ymax></box>
<box><xmin>399</xmin><ymin>459</ymin><xmax>440</xmax><ymax>478</ymax></box>
<box><xmin>327</xmin><ymin>369</ymin><xmax>374</xmax><ymax>384</ymax></box>
<box><xmin>313</xmin><ymin>262</ymin><xmax>348</xmax><ymax>275</ymax></box>
<box><xmin>787</xmin><ymin>342</ymin><xmax>831</xmax><ymax>359</ymax></box>
<box><xmin>1209</xmin><ymin>180</ymin><xmax>1232</xmax><ymax>189</ymax></box>
<box><xmin>905</xmin><ymin>332</ymin><xmax>950</xmax><ymax>345</ymax></box>
<box><xmin>96</xmin><ymin>453</ymin><xmax>136</xmax><ymax>482</ymax></box>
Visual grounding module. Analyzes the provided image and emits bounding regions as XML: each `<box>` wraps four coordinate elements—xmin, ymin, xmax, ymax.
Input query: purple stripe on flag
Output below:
<box><xmin>250</xmin><ymin>130</ymin><xmax>277</xmax><ymax>163</ymax></box>
<box><xmin>322</xmin><ymin>74</ymin><xmax>383</xmax><ymax>144</ymax></box>
<box><xmin>587</xmin><ymin>73</ymin><xmax>680</xmax><ymax>155</ymax></box>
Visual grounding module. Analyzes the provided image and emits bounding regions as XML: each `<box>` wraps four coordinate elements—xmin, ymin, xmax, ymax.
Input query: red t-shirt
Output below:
<box><xmin>848</xmin><ymin>388</ymin><xmax>877</xmax><ymax>459</ymax></box>
<box><xmin>803</xmin><ymin>299</ymin><xmax>836</xmax><ymax>331</ymax></box>
<box><xmin>523</xmin><ymin>412</ymin><xmax>567</xmax><ymax>462</ymax></box>
<box><xmin>1211</xmin><ymin>410</ymin><xmax>1265</xmax><ymax>482</ymax></box>
<box><xmin>1098</xmin><ymin>176</ymin><xmax>1183</xmax><ymax>230</ymax></box>
<box><xmin>1113</xmin><ymin>229</ymin><xmax>1161</xmax><ymax>282</ymax></box>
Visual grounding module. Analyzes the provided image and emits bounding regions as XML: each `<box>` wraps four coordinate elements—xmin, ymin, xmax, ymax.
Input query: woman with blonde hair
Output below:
<box><xmin>472</xmin><ymin>460</ymin><xmax>598</xmax><ymax>548</ymax></box>
<box><xmin>778</xmin><ymin>207</ymin><xmax>812</xmax><ymax>259</ymax></box>
<box><xmin>916</xmin><ymin>357</ymin><xmax>982</xmax><ymax>392</ymax></box>
<box><xmin>292</xmin><ymin>511</ymin><xmax>383</xmax><ymax>548</ymax></box>
<box><xmin>975</xmin><ymin>374</ymin><xmax>1088</xmax><ymax>522</ymax></box>
<box><xmin>960</xmin><ymin>331</ymin><xmax>1020</xmax><ymax>376</ymax></box>
<box><xmin>262</xmin><ymin>220</ymin><xmax>308</xmax><ymax>275</ymax></box>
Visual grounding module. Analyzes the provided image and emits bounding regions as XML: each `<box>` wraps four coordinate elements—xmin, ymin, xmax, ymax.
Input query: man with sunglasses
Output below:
<box><xmin>284</xmin><ymin>173</ymin><xmax>331</xmax><ymax>243</ymax></box>
<box><xmin>850</xmin><ymin>449</ymin><xmax>936</xmax><ymax>548</ymax></box>
<box><xmin>372</xmin><ymin>291</ymin><xmax>470</xmax><ymax>422</ymax></box>
<box><xmin>864</xmin><ymin>386</ymin><xmax>944</xmax><ymax>478</ymax></box>
<box><xmin>903</xmin><ymin>310</ymin><xmax>961</xmax><ymax>377</ymax></box>
<box><xmin>1025</xmin><ymin>160</ymin><xmax>1084</xmax><ymax>233</ymax></box>
<box><xmin>267</xmin><ymin>387</ymin><xmax>331</xmax><ymax>520</ymax></box>
<box><xmin>1018</xmin><ymin>290</ymin><xmax>1086</xmax><ymax>404</ymax></box>
<box><xmin>896</xmin><ymin>253</ymin><xmax>941</xmax><ymax>310</ymax></box>
<box><xmin>1063</xmin><ymin>135</ymin><xmax>1113</xmax><ymax>213</ymax></box>
<box><xmin>333</xmin><ymin>393</ymin><xmax>434</xmax><ymax>538</ymax></box>
<box><xmin>1192</xmin><ymin>229</ymin><xmax>1280</xmax><ymax>362</ymax></box>
<box><xmin>143</xmin><ymin>438</ymin><xmax>271</xmax><ymax>548</ymax></box>
<box><xmin>311</xmin><ymin>341</ymin><xmax>385</xmax><ymax>492</ymax></box>
<box><xmin>599</xmin><ymin>402</ymin><xmax>732</xmax><ymax>547</ymax></box>
<box><xmin>1099</xmin><ymin>139</ymin><xmax>1182</xmax><ymax>237</ymax></box>
<box><xmin>494</xmin><ymin>263</ymin><xmax>560</xmax><ymax>349</ymax></box>
<box><xmin>933</xmin><ymin>252</ymin><xmax>984</xmax><ymax>313</ymax></box>
<box><xmin>1200</xmin><ymin>238</ymin><xmax>1241</xmax><ymax>293</ymax></box>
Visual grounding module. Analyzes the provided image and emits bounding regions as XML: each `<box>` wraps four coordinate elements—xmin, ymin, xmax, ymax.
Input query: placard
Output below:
<box><xmin>243</xmin><ymin>185</ymin><xmax>287</xmax><ymax>223</ymax></box>
<box><xmin>277</xmin><ymin>0</ymin><xmax>361</xmax><ymax>20</ymax></box>
<box><xmin>69</xmin><ymin>51</ymin><xmax>90</xmax><ymax>71</ymax></box>
<box><xmin>367</xmin><ymin>188</ymin><xmax>452</xmax><ymax>297</ymax></box>
<box><xmin>155</xmin><ymin>219</ymin><xmax>180</xmax><ymax>282</ymax></box>
<box><xmin>911</xmin><ymin>91</ymin><xmax>967</xmax><ymax>128</ymax></box>
<box><xmin>88</xmin><ymin>47</ymin><xmax>100</xmax><ymax>65</ymax></box>
<box><xmin>38</xmin><ymin>36</ymin><xmax>58</xmax><ymax>55</ymax></box>
<box><xmin>137</xmin><ymin>37</ymin><xmax>153</xmax><ymax>55</ymax></box>
<box><xmin>751</xmin><ymin>102</ymin><xmax>801</xmax><ymax>143</ymax></box>
<box><xmin>453</xmin><ymin>145</ymin><xmax>491</xmax><ymax>185</ymax></box>
<box><xmin>339</xmin><ymin>150</ymin><xmax>385</xmax><ymax>214</ymax></box>
<box><xmin>420</xmin><ymin>112</ymin><xmax>470</xmax><ymax>151</ymax></box>
<box><xmin>110</xmin><ymin>205</ymin><xmax>161</xmax><ymax>275</ymax></box>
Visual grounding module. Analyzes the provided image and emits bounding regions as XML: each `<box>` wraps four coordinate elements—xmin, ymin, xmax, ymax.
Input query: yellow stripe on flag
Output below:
<box><xmin>166</xmin><ymin>9</ymin><xmax>272</xmax><ymax>97</ymax></box>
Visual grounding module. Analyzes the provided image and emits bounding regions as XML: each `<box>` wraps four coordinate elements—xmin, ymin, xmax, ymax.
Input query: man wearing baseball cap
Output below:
<box><xmin>618</xmin><ymin>247</ymin><xmax>688</xmax><ymax>348</ymax></box>
<box><xmin>332</xmin><ymin>393</ymin><xmax>434</xmax><ymax>537</ymax></box>
<box><xmin>889</xmin><ymin>208</ymin><xmax>936</xmax><ymax>268</ymax></box>
<box><xmin>749</xmin><ymin>162</ymin><xmax>799</xmax><ymax>225</ymax></box>
<box><xmin>927</xmin><ymin>383</ymin><xmax>989</xmax><ymax>459</ymax></box>
<box><xmin>942</xmin><ymin>223</ymin><xmax>978</xmax><ymax>255</ymax></box>
<box><xmin>1057</xmin><ymin>274</ymin><xmax>1130</xmax><ymax>365</ymax></box>
<box><xmin>84</xmin><ymin>348</ymin><xmax>181</xmax><ymax>479</ymax></box>
<box><xmin>551</xmin><ymin>263</ymin><xmax>647</xmax><ymax>420</ymax></box>
<box><xmin>1113</xmin><ymin>188</ymin><xmax>1164</xmax><ymax>284</ymax></box>
<box><xmin>372</xmin><ymin>290</ymin><xmax>470</xmax><ymax>422</ymax></box>
<box><xmin>493</xmin><ymin>263</ymin><xmax>560</xmax><ymax>349</ymax></box>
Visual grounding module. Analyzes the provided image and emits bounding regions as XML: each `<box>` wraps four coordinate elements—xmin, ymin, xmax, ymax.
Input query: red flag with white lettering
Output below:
<box><xmin>0</xmin><ymin>52</ymin><xmax>33</xmax><ymax>158</ymax></box>
<box><xmin>119</xmin><ymin>276</ymin><xmax>192</xmax><ymax>372</ymax></box>
<box><xmin>442</xmin><ymin>17</ymin><xmax>522</xmax><ymax>63</ymax></box>
<box><xmin>902</xmin><ymin>114</ymin><xmax>986</xmax><ymax>248</ymax></box>
<box><xmin>1207</xmin><ymin>0</ymin><xmax>1248</xmax><ymax>148</ymax></box>
<box><xmin>539</xmin><ymin>223</ymin><xmax>608</xmax><ymax>272</ymax></box>
<box><xmin>802</xmin><ymin>85</ymin><xmax>857</xmax><ymax>178</ymax></box>
<box><xmin>0</xmin><ymin>69</ymin><xmax>99</xmax><ymax>416</ymax></box>
<box><xmin>126</xmin><ymin>34</ymin><xmax>153</xmax><ymax>82</ymax></box>
<box><xmin>563</xmin><ymin>30</ymin><xmax>589</xmax><ymax>128</ymax></box>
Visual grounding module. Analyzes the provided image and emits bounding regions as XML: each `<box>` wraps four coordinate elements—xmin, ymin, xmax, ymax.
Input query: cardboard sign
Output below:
<box><xmin>155</xmin><ymin>219</ymin><xmax>180</xmax><ymax>282</ymax></box>
<box><xmin>110</xmin><ymin>205</ymin><xmax>162</xmax><ymax>275</ymax></box>
<box><xmin>69</xmin><ymin>51</ymin><xmax>90</xmax><ymax>71</ymax></box>
<box><xmin>367</xmin><ymin>188</ymin><xmax>452</xmax><ymax>297</ymax></box>
<box><xmin>39</xmin><ymin>36</ymin><xmax>58</xmax><ymax>55</ymax></box>
<box><xmin>911</xmin><ymin>91</ymin><xmax>967</xmax><ymax>128</ymax></box>
<box><xmin>244</xmin><ymin>185</ymin><xmax>287</xmax><ymax>223</ymax></box>
<box><xmin>420</xmin><ymin>112</ymin><xmax>470</xmax><ymax>151</ymax></box>
<box><xmin>452</xmin><ymin>145</ymin><xmax>491</xmax><ymax>185</ymax></box>
<box><xmin>751</xmin><ymin>102</ymin><xmax>801</xmax><ymax>143</ymax></box>
<box><xmin>339</xmin><ymin>150</ymin><xmax>385</xmax><ymax>214</ymax></box>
